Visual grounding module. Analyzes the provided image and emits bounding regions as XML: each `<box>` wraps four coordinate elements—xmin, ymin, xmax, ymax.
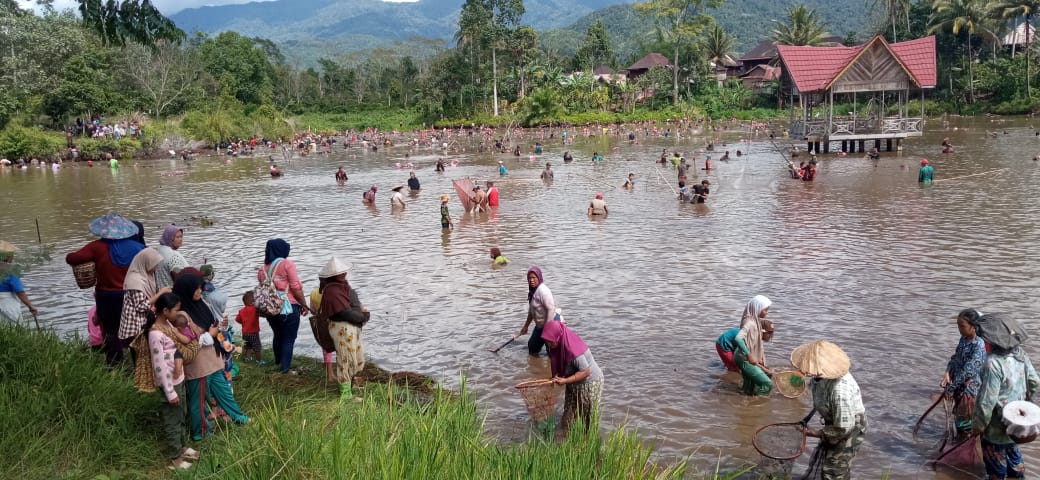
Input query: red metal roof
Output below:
<box><xmin>889</xmin><ymin>36</ymin><xmax>937</xmax><ymax>88</ymax></box>
<box><xmin>777</xmin><ymin>35</ymin><xmax>936</xmax><ymax>93</ymax></box>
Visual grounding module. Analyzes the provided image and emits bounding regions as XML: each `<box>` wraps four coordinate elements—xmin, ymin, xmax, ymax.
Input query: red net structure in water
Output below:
<box><xmin>753</xmin><ymin>422</ymin><xmax>807</xmax><ymax>460</ymax></box>
<box><xmin>515</xmin><ymin>379</ymin><xmax>559</xmax><ymax>423</ymax></box>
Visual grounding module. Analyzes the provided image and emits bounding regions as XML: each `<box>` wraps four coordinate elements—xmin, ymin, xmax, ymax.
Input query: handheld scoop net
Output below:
<box><xmin>515</xmin><ymin>379</ymin><xmax>558</xmax><ymax>422</ymax></box>
<box><xmin>753</xmin><ymin>422</ymin><xmax>807</xmax><ymax>460</ymax></box>
<box><xmin>773</xmin><ymin>370</ymin><xmax>808</xmax><ymax>398</ymax></box>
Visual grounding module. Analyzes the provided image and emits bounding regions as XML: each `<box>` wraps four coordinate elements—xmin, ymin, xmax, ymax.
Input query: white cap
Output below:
<box><xmin>318</xmin><ymin>256</ymin><xmax>353</xmax><ymax>278</ymax></box>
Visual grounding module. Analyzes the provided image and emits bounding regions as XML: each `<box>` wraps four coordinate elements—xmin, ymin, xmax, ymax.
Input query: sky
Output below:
<box><xmin>18</xmin><ymin>0</ymin><xmax>419</xmax><ymax>16</ymax></box>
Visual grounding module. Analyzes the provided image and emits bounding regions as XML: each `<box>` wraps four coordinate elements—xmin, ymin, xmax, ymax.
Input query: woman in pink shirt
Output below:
<box><xmin>258</xmin><ymin>239</ymin><xmax>310</xmax><ymax>374</ymax></box>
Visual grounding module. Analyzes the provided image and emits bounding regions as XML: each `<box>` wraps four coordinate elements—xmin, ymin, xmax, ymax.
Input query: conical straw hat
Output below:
<box><xmin>318</xmin><ymin>256</ymin><xmax>352</xmax><ymax>279</ymax></box>
<box><xmin>791</xmin><ymin>340</ymin><xmax>851</xmax><ymax>379</ymax></box>
<box><xmin>0</xmin><ymin>240</ymin><xmax>18</xmax><ymax>254</ymax></box>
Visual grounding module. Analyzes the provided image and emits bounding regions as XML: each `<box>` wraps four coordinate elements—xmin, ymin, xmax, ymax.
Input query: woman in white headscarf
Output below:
<box><xmin>735</xmin><ymin>295</ymin><xmax>775</xmax><ymax>396</ymax></box>
<box><xmin>118</xmin><ymin>248</ymin><xmax>170</xmax><ymax>342</ymax></box>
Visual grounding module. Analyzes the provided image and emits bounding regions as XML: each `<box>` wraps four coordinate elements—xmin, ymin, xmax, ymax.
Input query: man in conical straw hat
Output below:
<box><xmin>0</xmin><ymin>240</ymin><xmax>37</xmax><ymax>324</ymax></box>
<box><xmin>317</xmin><ymin>256</ymin><xmax>368</xmax><ymax>399</ymax></box>
<box><xmin>792</xmin><ymin>340</ymin><xmax>865</xmax><ymax>480</ymax></box>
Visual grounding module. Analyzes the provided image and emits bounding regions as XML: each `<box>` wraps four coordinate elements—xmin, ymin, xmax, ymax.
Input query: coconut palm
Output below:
<box><xmin>702</xmin><ymin>23</ymin><xmax>735</xmax><ymax>64</ymax></box>
<box><xmin>930</xmin><ymin>0</ymin><xmax>997</xmax><ymax>103</ymax></box>
<box><xmin>990</xmin><ymin>0</ymin><xmax>1040</xmax><ymax>96</ymax></box>
<box><xmin>771</xmin><ymin>4</ymin><xmax>830</xmax><ymax>46</ymax></box>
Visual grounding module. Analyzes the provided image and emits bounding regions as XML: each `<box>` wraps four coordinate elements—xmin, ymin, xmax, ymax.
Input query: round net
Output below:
<box><xmin>753</xmin><ymin>423</ymin><xmax>806</xmax><ymax>460</ymax></box>
<box><xmin>774</xmin><ymin>370</ymin><xmax>807</xmax><ymax>398</ymax></box>
<box><xmin>515</xmin><ymin>379</ymin><xmax>558</xmax><ymax>423</ymax></box>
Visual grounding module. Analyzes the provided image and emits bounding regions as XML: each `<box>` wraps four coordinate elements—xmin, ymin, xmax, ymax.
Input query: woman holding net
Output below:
<box><xmin>940</xmin><ymin>308</ymin><xmax>986</xmax><ymax>436</ymax></box>
<box><xmin>735</xmin><ymin>295</ymin><xmax>775</xmax><ymax>396</ymax></box>
<box><xmin>541</xmin><ymin>320</ymin><xmax>603</xmax><ymax>432</ymax></box>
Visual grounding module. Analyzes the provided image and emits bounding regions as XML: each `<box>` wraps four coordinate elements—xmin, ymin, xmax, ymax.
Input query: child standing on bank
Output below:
<box><xmin>147</xmin><ymin>292</ymin><xmax>199</xmax><ymax>470</ymax></box>
<box><xmin>235</xmin><ymin>291</ymin><xmax>264</xmax><ymax>365</ymax></box>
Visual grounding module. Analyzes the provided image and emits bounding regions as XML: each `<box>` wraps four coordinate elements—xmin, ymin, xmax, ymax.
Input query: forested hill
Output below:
<box><xmin>169</xmin><ymin>0</ymin><xmax>631</xmax><ymax>43</ymax></box>
<box><xmin>170</xmin><ymin>0</ymin><xmax>874</xmax><ymax>66</ymax></box>
<box><xmin>542</xmin><ymin>1</ymin><xmax>875</xmax><ymax>65</ymax></box>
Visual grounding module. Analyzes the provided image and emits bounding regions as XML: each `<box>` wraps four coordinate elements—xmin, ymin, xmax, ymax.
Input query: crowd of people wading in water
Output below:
<box><xmin>1</xmin><ymin>117</ymin><xmax>1022</xmax><ymax>479</ymax></box>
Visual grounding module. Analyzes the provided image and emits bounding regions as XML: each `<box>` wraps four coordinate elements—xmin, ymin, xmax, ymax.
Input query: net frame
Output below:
<box><xmin>515</xmin><ymin>379</ymin><xmax>559</xmax><ymax>423</ymax></box>
<box><xmin>773</xmin><ymin>370</ymin><xmax>808</xmax><ymax>398</ymax></box>
<box><xmin>752</xmin><ymin>422</ymin><xmax>807</xmax><ymax>460</ymax></box>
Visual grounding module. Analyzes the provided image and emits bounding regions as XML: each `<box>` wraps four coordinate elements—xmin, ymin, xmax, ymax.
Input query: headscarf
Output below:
<box><xmin>172</xmin><ymin>273</ymin><xmax>216</xmax><ymax>330</ymax></box>
<box><xmin>103</xmin><ymin>237</ymin><xmax>145</xmax><ymax>267</ymax></box>
<box><xmin>737</xmin><ymin>295</ymin><xmax>772</xmax><ymax>363</ymax></box>
<box><xmin>541</xmin><ymin>320</ymin><xmax>589</xmax><ymax>377</ymax></box>
<box><xmin>264</xmin><ymin>238</ymin><xmax>291</xmax><ymax>265</ymax></box>
<box><xmin>130</xmin><ymin>221</ymin><xmax>146</xmax><ymax>246</ymax></box>
<box><xmin>975</xmin><ymin>313</ymin><xmax>1029</xmax><ymax>358</ymax></box>
<box><xmin>319</xmin><ymin>275</ymin><xmax>352</xmax><ymax>318</ymax></box>
<box><xmin>122</xmin><ymin>248</ymin><xmax>163</xmax><ymax>295</ymax></box>
<box><xmin>527</xmin><ymin>266</ymin><xmax>544</xmax><ymax>301</ymax></box>
<box><xmin>159</xmin><ymin>225</ymin><xmax>182</xmax><ymax>248</ymax></box>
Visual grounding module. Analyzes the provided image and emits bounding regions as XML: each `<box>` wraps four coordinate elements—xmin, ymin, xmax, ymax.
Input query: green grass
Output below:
<box><xmin>0</xmin><ymin>323</ymin><xmax>756</xmax><ymax>479</ymax></box>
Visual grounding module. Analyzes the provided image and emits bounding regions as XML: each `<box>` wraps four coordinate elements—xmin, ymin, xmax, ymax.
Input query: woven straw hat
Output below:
<box><xmin>791</xmin><ymin>340</ymin><xmax>851</xmax><ymax>379</ymax></box>
<box><xmin>318</xmin><ymin>256</ymin><xmax>352</xmax><ymax>279</ymax></box>
<box><xmin>0</xmin><ymin>240</ymin><xmax>18</xmax><ymax>254</ymax></box>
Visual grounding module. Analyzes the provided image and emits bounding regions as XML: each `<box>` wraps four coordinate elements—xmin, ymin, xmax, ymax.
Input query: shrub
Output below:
<box><xmin>0</xmin><ymin>125</ymin><xmax>66</xmax><ymax>159</ymax></box>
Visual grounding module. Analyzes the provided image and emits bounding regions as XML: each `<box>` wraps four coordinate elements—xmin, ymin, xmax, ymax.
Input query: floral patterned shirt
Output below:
<box><xmin>148</xmin><ymin>329</ymin><xmax>183</xmax><ymax>402</ymax></box>
<box><xmin>945</xmin><ymin>336</ymin><xmax>986</xmax><ymax>397</ymax></box>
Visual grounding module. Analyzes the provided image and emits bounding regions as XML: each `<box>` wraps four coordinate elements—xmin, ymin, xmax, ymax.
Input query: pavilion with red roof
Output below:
<box><xmin>776</xmin><ymin>34</ymin><xmax>936</xmax><ymax>154</ymax></box>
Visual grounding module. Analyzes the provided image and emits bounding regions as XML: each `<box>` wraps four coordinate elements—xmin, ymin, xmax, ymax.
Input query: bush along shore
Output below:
<box><xmin>0</xmin><ymin>323</ymin><xmax>759</xmax><ymax>479</ymax></box>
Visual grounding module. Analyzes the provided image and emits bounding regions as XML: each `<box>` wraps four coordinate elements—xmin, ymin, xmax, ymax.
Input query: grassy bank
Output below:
<box><xmin>0</xmin><ymin>323</ymin><xmax>756</xmax><ymax>479</ymax></box>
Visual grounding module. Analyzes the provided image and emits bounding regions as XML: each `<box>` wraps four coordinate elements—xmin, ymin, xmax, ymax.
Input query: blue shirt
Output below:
<box><xmin>499</xmin><ymin>165</ymin><xmax>508</xmax><ymax>176</ymax></box>
<box><xmin>0</xmin><ymin>274</ymin><xmax>24</xmax><ymax>293</ymax></box>
<box><xmin>717</xmin><ymin>328</ymin><xmax>741</xmax><ymax>352</ymax></box>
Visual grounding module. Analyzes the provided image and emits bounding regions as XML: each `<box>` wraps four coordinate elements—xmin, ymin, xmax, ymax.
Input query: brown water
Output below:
<box><xmin>3</xmin><ymin>117</ymin><xmax>1039</xmax><ymax>478</ymax></box>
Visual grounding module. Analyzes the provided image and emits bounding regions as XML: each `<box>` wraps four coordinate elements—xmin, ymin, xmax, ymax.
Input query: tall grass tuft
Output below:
<box><xmin>0</xmin><ymin>323</ymin><xmax>161</xmax><ymax>479</ymax></box>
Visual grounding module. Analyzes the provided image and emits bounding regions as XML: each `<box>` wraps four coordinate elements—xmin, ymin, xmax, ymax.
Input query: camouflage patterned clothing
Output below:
<box><xmin>820</xmin><ymin>415</ymin><xmax>866</xmax><ymax>480</ymax></box>
<box><xmin>562</xmin><ymin>379</ymin><xmax>603</xmax><ymax>431</ymax></box>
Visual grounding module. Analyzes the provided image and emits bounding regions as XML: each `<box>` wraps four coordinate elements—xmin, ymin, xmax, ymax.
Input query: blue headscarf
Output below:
<box><xmin>104</xmin><ymin>238</ymin><xmax>145</xmax><ymax>267</ymax></box>
<box><xmin>264</xmin><ymin>239</ymin><xmax>290</xmax><ymax>265</ymax></box>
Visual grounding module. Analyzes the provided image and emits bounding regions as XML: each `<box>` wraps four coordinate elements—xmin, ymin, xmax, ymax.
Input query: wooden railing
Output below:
<box><xmin>791</xmin><ymin>116</ymin><xmax>924</xmax><ymax>138</ymax></box>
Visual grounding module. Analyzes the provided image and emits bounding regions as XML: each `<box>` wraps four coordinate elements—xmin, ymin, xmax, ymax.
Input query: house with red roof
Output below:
<box><xmin>776</xmin><ymin>34</ymin><xmax>936</xmax><ymax>154</ymax></box>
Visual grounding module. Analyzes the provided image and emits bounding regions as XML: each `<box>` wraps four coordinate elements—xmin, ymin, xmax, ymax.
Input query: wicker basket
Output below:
<box><xmin>72</xmin><ymin>262</ymin><xmax>97</xmax><ymax>289</ymax></box>
<box><xmin>515</xmin><ymin>379</ymin><xmax>559</xmax><ymax>423</ymax></box>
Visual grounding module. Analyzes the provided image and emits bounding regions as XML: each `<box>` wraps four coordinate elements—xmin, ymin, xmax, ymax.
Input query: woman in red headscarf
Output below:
<box><xmin>541</xmin><ymin>320</ymin><xmax>603</xmax><ymax>431</ymax></box>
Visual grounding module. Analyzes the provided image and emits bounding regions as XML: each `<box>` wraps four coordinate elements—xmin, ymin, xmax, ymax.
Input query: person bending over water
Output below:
<box><xmin>735</xmin><ymin>295</ymin><xmax>773</xmax><ymax>396</ymax></box>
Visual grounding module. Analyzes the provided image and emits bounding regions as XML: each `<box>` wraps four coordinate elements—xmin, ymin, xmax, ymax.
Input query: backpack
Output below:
<box><xmin>254</xmin><ymin>258</ymin><xmax>288</xmax><ymax>318</ymax></box>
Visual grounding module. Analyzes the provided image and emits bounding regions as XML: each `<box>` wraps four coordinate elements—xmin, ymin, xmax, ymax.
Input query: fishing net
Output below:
<box><xmin>516</xmin><ymin>379</ymin><xmax>558</xmax><ymax>423</ymax></box>
<box><xmin>753</xmin><ymin>422</ymin><xmax>807</xmax><ymax>460</ymax></box>
<box><xmin>774</xmin><ymin>370</ymin><xmax>807</xmax><ymax>398</ymax></box>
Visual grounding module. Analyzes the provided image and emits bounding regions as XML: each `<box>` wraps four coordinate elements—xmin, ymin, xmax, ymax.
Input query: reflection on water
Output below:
<box><xmin>3</xmin><ymin>117</ymin><xmax>1040</xmax><ymax>478</ymax></box>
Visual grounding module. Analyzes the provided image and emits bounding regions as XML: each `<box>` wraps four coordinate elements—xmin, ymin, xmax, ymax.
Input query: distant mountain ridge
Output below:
<box><xmin>170</xmin><ymin>0</ymin><xmax>874</xmax><ymax>66</ymax></box>
<box><xmin>170</xmin><ymin>0</ymin><xmax>631</xmax><ymax>43</ymax></box>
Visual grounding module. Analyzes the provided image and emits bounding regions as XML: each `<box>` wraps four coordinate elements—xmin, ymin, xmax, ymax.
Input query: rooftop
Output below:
<box><xmin>777</xmin><ymin>35</ymin><xmax>936</xmax><ymax>93</ymax></box>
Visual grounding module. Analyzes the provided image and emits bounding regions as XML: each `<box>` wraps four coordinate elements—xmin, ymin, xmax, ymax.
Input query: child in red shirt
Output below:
<box><xmin>235</xmin><ymin>291</ymin><xmax>264</xmax><ymax>365</ymax></box>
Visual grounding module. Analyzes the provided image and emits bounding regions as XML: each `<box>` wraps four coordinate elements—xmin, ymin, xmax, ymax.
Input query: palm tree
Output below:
<box><xmin>872</xmin><ymin>0</ymin><xmax>913</xmax><ymax>41</ymax></box>
<box><xmin>771</xmin><ymin>4</ymin><xmax>830</xmax><ymax>46</ymax></box>
<box><xmin>991</xmin><ymin>0</ymin><xmax>1040</xmax><ymax>96</ymax></box>
<box><xmin>930</xmin><ymin>0</ymin><xmax>996</xmax><ymax>103</ymax></box>
<box><xmin>702</xmin><ymin>23</ymin><xmax>735</xmax><ymax>65</ymax></box>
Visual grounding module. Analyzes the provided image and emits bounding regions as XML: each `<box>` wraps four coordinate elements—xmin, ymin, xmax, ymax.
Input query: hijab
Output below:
<box><xmin>130</xmin><ymin>221</ymin><xmax>146</xmax><ymax>246</ymax></box>
<box><xmin>527</xmin><ymin>266</ymin><xmax>544</xmax><ymax>302</ymax></box>
<box><xmin>264</xmin><ymin>238</ymin><xmax>291</xmax><ymax>265</ymax></box>
<box><xmin>172</xmin><ymin>273</ymin><xmax>216</xmax><ymax>330</ymax></box>
<box><xmin>319</xmin><ymin>274</ymin><xmax>352</xmax><ymax>317</ymax></box>
<box><xmin>103</xmin><ymin>237</ymin><xmax>145</xmax><ymax>268</ymax></box>
<box><xmin>540</xmin><ymin>320</ymin><xmax>589</xmax><ymax>377</ymax></box>
<box><xmin>737</xmin><ymin>295</ymin><xmax>772</xmax><ymax>363</ymax></box>
<box><xmin>159</xmin><ymin>225</ymin><xmax>181</xmax><ymax>248</ymax></box>
<box><xmin>122</xmin><ymin>248</ymin><xmax>163</xmax><ymax>295</ymax></box>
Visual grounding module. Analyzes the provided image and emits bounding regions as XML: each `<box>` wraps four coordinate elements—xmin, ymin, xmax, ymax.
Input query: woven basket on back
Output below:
<box><xmin>515</xmin><ymin>379</ymin><xmax>558</xmax><ymax>422</ymax></box>
<box><xmin>72</xmin><ymin>262</ymin><xmax>96</xmax><ymax>289</ymax></box>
